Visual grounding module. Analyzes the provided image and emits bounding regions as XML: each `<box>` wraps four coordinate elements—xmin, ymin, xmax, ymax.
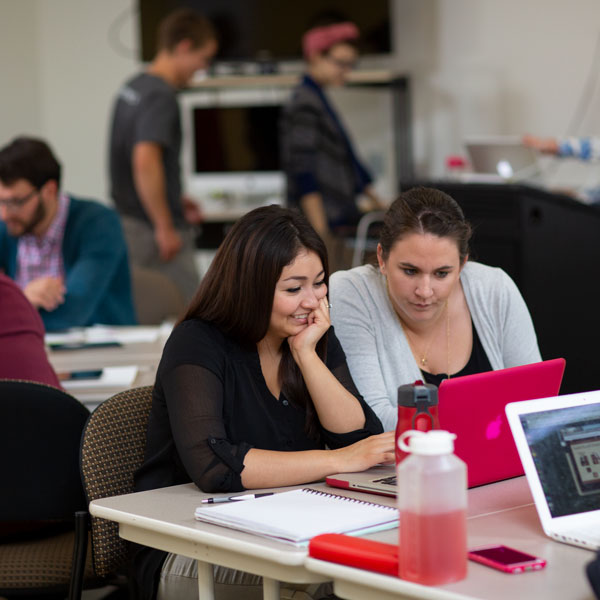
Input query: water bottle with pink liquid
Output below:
<box><xmin>397</xmin><ymin>429</ymin><xmax>468</xmax><ymax>585</ymax></box>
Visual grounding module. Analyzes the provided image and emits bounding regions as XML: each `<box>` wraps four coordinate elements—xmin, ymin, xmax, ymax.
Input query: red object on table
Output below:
<box><xmin>309</xmin><ymin>533</ymin><xmax>398</xmax><ymax>576</ymax></box>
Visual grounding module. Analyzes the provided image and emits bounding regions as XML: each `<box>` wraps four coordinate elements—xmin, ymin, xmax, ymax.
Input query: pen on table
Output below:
<box><xmin>201</xmin><ymin>492</ymin><xmax>274</xmax><ymax>504</ymax></box>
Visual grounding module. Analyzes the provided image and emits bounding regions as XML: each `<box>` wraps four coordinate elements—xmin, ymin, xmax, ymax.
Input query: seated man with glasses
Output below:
<box><xmin>0</xmin><ymin>137</ymin><xmax>136</xmax><ymax>331</ymax></box>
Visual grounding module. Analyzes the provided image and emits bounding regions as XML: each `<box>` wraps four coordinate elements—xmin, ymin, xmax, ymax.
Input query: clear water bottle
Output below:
<box><xmin>397</xmin><ymin>430</ymin><xmax>467</xmax><ymax>585</ymax></box>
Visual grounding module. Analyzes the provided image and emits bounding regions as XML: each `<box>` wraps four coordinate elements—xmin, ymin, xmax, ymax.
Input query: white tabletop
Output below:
<box><xmin>90</xmin><ymin>482</ymin><xmax>332</xmax><ymax>598</ymax></box>
<box><xmin>306</xmin><ymin>478</ymin><xmax>596</xmax><ymax>600</ymax></box>
<box><xmin>90</xmin><ymin>477</ymin><xmax>597</xmax><ymax>600</ymax></box>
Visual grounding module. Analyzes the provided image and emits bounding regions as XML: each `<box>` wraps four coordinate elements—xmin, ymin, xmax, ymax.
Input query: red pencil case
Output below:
<box><xmin>308</xmin><ymin>533</ymin><xmax>398</xmax><ymax>576</ymax></box>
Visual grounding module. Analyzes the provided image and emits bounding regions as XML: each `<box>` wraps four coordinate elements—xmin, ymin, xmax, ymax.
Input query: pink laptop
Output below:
<box><xmin>438</xmin><ymin>358</ymin><xmax>565</xmax><ymax>487</ymax></box>
<box><xmin>326</xmin><ymin>358</ymin><xmax>566</xmax><ymax>495</ymax></box>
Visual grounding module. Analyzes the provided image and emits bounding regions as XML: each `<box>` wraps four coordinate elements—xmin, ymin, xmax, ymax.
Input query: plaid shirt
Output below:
<box><xmin>15</xmin><ymin>193</ymin><xmax>70</xmax><ymax>289</ymax></box>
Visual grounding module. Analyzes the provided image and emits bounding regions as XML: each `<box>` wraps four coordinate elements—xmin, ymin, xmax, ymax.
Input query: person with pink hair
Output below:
<box><xmin>280</xmin><ymin>20</ymin><xmax>384</xmax><ymax>270</ymax></box>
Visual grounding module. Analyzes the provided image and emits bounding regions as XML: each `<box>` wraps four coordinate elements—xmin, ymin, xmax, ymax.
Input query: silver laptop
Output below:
<box><xmin>326</xmin><ymin>464</ymin><xmax>397</xmax><ymax>497</ymax></box>
<box><xmin>506</xmin><ymin>390</ymin><xmax>600</xmax><ymax>551</ymax></box>
<box><xmin>464</xmin><ymin>135</ymin><xmax>540</xmax><ymax>182</ymax></box>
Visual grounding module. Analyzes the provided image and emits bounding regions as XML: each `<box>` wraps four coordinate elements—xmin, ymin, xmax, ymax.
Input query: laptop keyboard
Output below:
<box><xmin>372</xmin><ymin>475</ymin><xmax>397</xmax><ymax>487</ymax></box>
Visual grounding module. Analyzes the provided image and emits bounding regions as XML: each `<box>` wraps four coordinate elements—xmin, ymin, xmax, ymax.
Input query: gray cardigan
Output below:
<box><xmin>330</xmin><ymin>262</ymin><xmax>542</xmax><ymax>431</ymax></box>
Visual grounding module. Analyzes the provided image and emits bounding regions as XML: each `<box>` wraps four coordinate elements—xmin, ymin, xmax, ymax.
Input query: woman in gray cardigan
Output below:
<box><xmin>330</xmin><ymin>187</ymin><xmax>541</xmax><ymax>431</ymax></box>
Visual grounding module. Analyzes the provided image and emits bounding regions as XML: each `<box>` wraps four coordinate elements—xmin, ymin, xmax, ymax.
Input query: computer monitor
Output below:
<box><xmin>179</xmin><ymin>88</ymin><xmax>288</xmax><ymax>207</ymax></box>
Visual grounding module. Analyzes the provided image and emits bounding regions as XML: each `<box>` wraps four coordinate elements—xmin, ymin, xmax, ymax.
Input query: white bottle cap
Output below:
<box><xmin>399</xmin><ymin>430</ymin><xmax>456</xmax><ymax>455</ymax></box>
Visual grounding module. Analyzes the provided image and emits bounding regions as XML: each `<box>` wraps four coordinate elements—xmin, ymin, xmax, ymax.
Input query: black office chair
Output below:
<box><xmin>0</xmin><ymin>379</ymin><xmax>94</xmax><ymax>599</ymax></box>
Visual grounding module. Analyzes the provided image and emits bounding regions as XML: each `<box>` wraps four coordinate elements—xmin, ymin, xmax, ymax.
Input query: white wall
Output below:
<box><xmin>3</xmin><ymin>0</ymin><xmax>600</xmax><ymax>198</ymax></box>
<box><xmin>0</xmin><ymin>1</ymin><xmax>41</xmax><ymax>142</ymax></box>
<box><xmin>0</xmin><ymin>0</ymin><xmax>139</xmax><ymax>202</ymax></box>
<box><xmin>36</xmin><ymin>0</ymin><xmax>139</xmax><ymax>201</ymax></box>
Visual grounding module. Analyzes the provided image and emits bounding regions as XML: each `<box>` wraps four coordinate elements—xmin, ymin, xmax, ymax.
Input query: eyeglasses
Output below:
<box><xmin>0</xmin><ymin>189</ymin><xmax>39</xmax><ymax>211</ymax></box>
<box><xmin>326</xmin><ymin>55</ymin><xmax>357</xmax><ymax>70</ymax></box>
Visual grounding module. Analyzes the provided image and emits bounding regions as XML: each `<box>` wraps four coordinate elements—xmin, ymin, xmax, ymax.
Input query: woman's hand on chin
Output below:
<box><xmin>288</xmin><ymin>297</ymin><xmax>331</xmax><ymax>361</ymax></box>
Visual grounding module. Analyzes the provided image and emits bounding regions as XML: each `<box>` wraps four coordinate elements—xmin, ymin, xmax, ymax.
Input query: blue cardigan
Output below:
<box><xmin>0</xmin><ymin>196</ymin><xmax>136</xmax><ymax>331</ymax></box>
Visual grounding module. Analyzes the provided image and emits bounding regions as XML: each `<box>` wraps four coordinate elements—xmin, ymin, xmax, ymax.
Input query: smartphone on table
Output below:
<box><xmin>468</xmin><ymin>545</ymin><xmax>546</xmax><ymax>574</ymax></box>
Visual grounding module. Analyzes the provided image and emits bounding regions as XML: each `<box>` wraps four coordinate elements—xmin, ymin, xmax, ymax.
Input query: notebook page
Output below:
<box><xmin>194</xmin><ymin>488</ymin><xmax>398</xmax><ymax>545</ymax></box>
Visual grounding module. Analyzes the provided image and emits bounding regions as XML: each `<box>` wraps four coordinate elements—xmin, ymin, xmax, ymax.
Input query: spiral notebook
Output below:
<box><xmin>194</xmin><ymin>488</ymin><xmax>398</xmax><ymax>546</ymax></box>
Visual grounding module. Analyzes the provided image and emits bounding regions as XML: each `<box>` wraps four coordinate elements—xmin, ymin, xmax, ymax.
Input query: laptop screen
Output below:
<box><xmin>463</xmin><ymin>136</ymin><xmax>540</xmax><ymax>182</ymax></box>
<box><xmin>519</xmin><ymin>403</ymin><xmax>600</xmax><ymax>518</ymax></box>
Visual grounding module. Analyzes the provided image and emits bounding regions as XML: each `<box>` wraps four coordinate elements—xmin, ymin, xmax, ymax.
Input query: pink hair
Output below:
<box><xmin>302</xmin><ymin>22</ymin><xmax>359</xmax><ymax>60</ymax></box>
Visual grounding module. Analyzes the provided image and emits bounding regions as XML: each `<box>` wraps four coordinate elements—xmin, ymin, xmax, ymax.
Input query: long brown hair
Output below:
<box><xmin>379</xmin><ymin>187</ymin><xmax>472</xmax><ymax>264</ymax></box>
<box><xmin>184</xmin><ymin>205</ymin><xmax>329</xmax><ymax>438</ymax></box>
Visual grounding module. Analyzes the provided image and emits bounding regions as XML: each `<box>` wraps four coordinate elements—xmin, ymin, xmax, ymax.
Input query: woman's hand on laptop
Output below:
<box><xmin>332</xmin><ymin>431</ymin><xmax>396</xmax><ymax>473</ymax></box>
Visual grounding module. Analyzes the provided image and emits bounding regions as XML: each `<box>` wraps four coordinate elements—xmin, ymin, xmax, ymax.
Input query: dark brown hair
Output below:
<box><xmin>379</xmin><ymin>187</ymin><xmax>472</xmax><ymax>264</ymax></box>
<box><xmin>0</xmin><ymin>137</ymin><xmax>61</xmax><ymax>189</ymax></box>
<box><xmin>184</xmin><ymin>205</ymin><xmax>329</xmax><ymax>438</ymax></box>
<box><xmin>157</xmin><ymin>8</ymin><xmax>217</xmax><ymax>53</ymax></box>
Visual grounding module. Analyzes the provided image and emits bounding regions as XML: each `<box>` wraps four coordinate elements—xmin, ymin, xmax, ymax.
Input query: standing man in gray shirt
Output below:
<box><xmin>109</xmin><ymin>8</ymin><xmax>217</xmax><ymax>302</ymax></box>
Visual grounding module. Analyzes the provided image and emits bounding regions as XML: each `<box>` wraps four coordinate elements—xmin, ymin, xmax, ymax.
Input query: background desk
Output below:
<box><xmin>47</xmin><ymin>326</ymin><xmax>169</xmax><ymax>408</ymax></box>
<box><xmin>90</xmin><ymin>477</ymin><xmax>595</xmax><ymax>600</ymax></box>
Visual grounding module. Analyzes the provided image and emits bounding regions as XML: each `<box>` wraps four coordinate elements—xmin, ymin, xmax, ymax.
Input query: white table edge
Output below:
<box><xmin>89</xmin><ymin>500</ymin><xmax>315</xmax><ymax>567</ymax></box>
<box><xmin>304</xmin><ymin>557</ymin><xmax>472</xmax><ymax>600</ymax></box>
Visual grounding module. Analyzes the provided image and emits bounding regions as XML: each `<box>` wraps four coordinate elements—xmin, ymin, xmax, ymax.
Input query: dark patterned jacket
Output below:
<box><xmin>279</xmin><ymin>74</ymin><xmax>372</xmax><ymax>229</ymax></box>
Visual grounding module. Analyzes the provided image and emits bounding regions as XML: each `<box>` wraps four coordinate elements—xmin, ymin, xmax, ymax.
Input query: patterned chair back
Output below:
<box><xmin>80</xmin><ymin>386</ymin><xmax>153</xmax><ymax>577</ymax></box>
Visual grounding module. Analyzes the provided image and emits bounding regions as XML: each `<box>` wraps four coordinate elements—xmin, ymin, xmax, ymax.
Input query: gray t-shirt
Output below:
<box><xmin>109</xmin><ymin>72</ymin><xmax>183</xmax><ymax>225</ymax></box>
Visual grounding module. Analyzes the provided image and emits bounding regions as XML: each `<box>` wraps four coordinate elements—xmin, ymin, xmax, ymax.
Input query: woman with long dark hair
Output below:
<box><xmin>133</xmin><ymin>205</ymin><xmax>392</xmax><ymax>599</ymax></box>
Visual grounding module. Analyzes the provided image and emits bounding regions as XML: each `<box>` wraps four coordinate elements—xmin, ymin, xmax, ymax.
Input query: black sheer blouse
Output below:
<box><xmin>135</xmin><ymin>319</ymin><xmax>383</xmax><ymax>495</ymax></box>
<box><xmin>131</xmin><ymin>319</ymin><xmax>383</xmax><ymax>599</ymax></box>
<box><xmin>132</xmin><ymin>319</ymin><xmax>383</xmax><ymax>599</ymax></box>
